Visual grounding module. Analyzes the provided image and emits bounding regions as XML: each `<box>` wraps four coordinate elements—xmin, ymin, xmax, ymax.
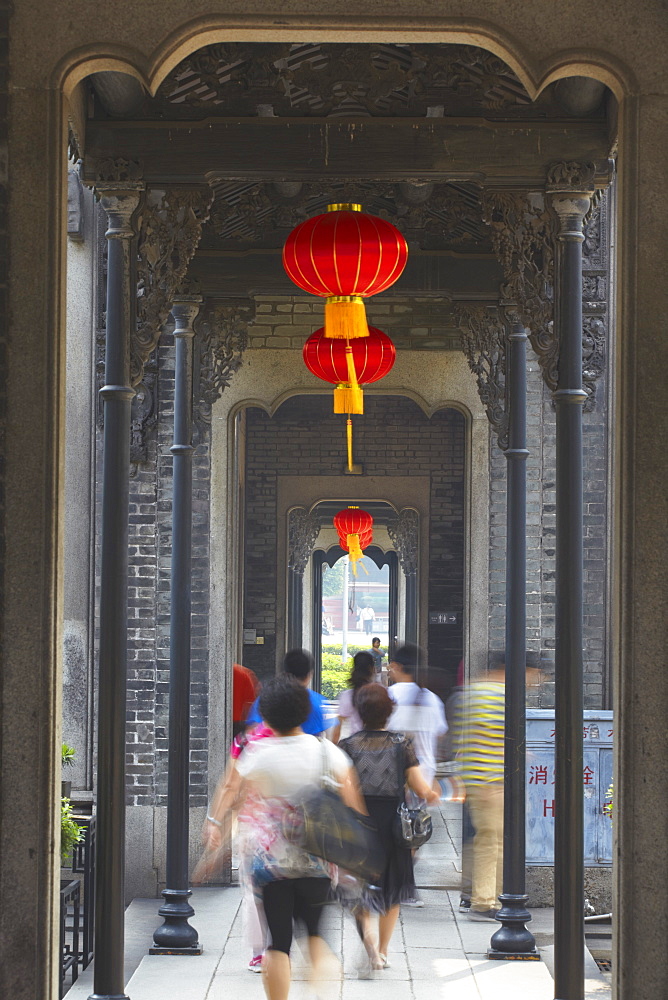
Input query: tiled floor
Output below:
<box><xmin>66</xmin><ymin>801</ymin><xmax>609</xmax><ymax>999</ymax></box>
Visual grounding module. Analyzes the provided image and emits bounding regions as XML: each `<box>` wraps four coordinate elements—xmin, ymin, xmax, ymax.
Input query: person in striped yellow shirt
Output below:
<box><xmin>452</xmin><ymin>652</ymin><xmax>506</xmax><ymax>921</ymax></box>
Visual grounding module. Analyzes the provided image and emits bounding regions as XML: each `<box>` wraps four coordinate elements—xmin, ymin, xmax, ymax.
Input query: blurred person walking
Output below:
<box><xmin>233</xmin><ymin>662</ymin><xmax>260</xmax><ymax>737</ymax></box>
<box><xmin>452</xmin><ymin>652</ymin><xmax>506</xmax><ymax>921</ymax></box>
<box><xmin>387</xmin><ymin>644</ymin><xmax>447</xmax><ymax>907</ymax></box>
<box><xmin>207</xmin><ymin>675</ymin><xmax>362</xmax><ymax>1000</ymax></box>
<box><xmin>245</xmin><ymin>648</ymin><xmax>335</xmax><ymax>735</ymax></box>
<box><xmin>339</xmin><ymin>683</ymin><xmax>439</xmax><ymax>972</ymax></box>
<box><xmin>331</xmin><ymin>650</ymin><xmax>375</xmax><ymax>743</ymax></box>
<box><xmin>387</xmin><ymin>644</ymin><xmax>448</xmax><ymax>794</ymax></box>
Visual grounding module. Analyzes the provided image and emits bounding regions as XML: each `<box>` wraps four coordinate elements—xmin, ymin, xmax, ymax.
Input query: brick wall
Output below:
<box><xmin>98</xmin><ymin>331</ymin><xmax>212</xmax><ymax>808</ymax></box>
<box><xmin>243</xmin><ymin>394</ymin><xmax>466</xmax><ymax>688</ymax></box>
<box><xmin>250</xmin><ymin>294</ymin><xmax>461</xmax><ymax>349</ymax></box>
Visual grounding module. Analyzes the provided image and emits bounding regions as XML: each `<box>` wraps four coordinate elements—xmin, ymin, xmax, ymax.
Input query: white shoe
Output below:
<box><xmin>402</xmin><ymin>897</ymin><xmax>424</xmax><ymax>907</ymax></box>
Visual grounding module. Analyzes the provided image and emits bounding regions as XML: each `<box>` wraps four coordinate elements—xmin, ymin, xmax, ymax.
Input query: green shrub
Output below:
<box><xmin>61</xmin><ymin>797</ymin><xmax>83</xmax><ymax>862</ymax></box>
<box><xmin>62</xmin><ymin>743</ymin><xmax>76</xmax><ymax>767</ymax></box>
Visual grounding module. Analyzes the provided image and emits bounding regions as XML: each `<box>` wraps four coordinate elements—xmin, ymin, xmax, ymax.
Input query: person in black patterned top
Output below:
<box><xmin>340</xmin><ymin>683</ymin><xmax>439</xmax><ymax>973</ymax></box>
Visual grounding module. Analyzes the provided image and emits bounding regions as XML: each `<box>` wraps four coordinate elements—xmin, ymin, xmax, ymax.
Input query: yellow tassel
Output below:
<box><xmin>325</xmin><ymin>296</ymin><xmax>369</xmax><ymax>339</ymax></box>
<box><xmin>333</xmin><ymin>384</ymin><xmax>364</xmax><ymax>414</ymax></box>
<box><xmin>347</xmin><ymin>533</ymin><xmax>364</xmax><ymax>575</ymax></box>
<box><xmin>346</xmin><ymin>418</ymin><xmax>354</xmax><ymax>472</ymax></box>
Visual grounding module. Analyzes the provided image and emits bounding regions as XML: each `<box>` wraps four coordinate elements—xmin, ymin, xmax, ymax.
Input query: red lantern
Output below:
<box><xmin>333</xmin><ymin>507</ymin><xmax>373</xmax><ymax>569</ymax></box>
<box><xmin>283</xmin><ymin>204</ymin><xmax>408</xmax><ymax>340</ymax></box>
<box><xmin>303</xmin><ymin>326</ymin><xmax>396</xmax><ymax>415</ymax></box>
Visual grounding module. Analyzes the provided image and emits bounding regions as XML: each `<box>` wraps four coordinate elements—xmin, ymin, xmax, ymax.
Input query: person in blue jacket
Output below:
<box><xmin>244</xmin><ymin>649</ymin><xmax>335</xmax><ymax>736</ymax></box>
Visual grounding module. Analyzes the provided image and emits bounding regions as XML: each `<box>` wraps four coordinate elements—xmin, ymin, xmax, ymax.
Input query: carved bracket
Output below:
<box><xmin>387</xmin><ymin>508</ymin><xmax>419</xmax><ymax>577</ymax></box>
<box><xmin>133</xmin><ymin>186</ymin><xmax>213</xmax><ymax>386</ymax></box>
<box><xmin>288</xmin><ymin>508</ymin><xmax>322</xmax><ymax>576</ymax></box>
<box><xmin>454</xmin><ymin>304</ymin><xmax>509</xmax><ymax>451</ymax></box>
<box><xmin>194</xmin><ymin>299</ymin><xmax>254</xmax><ymax>435</ymax></box>
<box><xmin>482</xmin><ymin>174</ymin><xmax>609</xmax><ymax>407</ymax></box>
<box><xmin>481</xmin><ymin>190</ymin><xmax>557</xmax><ymax>391</ymax></box>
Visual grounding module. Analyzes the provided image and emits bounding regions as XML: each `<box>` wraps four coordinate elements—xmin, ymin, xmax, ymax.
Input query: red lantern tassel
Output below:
<box><xmin>346</xmin><ymin>418</ymin><xmax>354</xmax><ymax>472</ymax></box>
<box><xmin>346</xmin><ymin>532</ymin><xmax>364</xmax><ymax>573</ymax></box>
<box><xmin>333</xmin><ymin>344</ymin><xmax>364</xmax><ymax>414</ymax></box>
<box><xmin>325</xmin><ymin>296</ymin><xmax>369</xmax><ymax>339</ymax></box>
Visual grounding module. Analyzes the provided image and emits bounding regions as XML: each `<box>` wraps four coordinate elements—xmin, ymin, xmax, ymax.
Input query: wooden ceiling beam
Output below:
<box><xmin>82</xmin><ymin>116</ymin><xmax>613</xmax><ymax>189</ymax></box>
<box><xmin>189</xmin><ymin>249</ymin><xmax>504</xmax><ymax>299</ymax></box>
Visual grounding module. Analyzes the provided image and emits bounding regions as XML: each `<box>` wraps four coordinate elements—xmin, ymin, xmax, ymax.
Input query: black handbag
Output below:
<box><xmin>392</xmin><ymin>732</ymin><xmax>433</xmax><ymax>850</ymax></box>
<box><xmin>286</xmin><ymin>743</ymin><xmax>384</xmax><ymax>883</ymax></box>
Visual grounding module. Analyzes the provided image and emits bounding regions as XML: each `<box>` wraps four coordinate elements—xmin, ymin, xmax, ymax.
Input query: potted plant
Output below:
<box><xmin>61</xmin><ymin>797</ymin><xmax>83</xmax><ymax>862</ymax></box>
<box><xmin>61</xmin><ymin>742</ymin><xmax>76</xmax><ymax>800</ymax></box>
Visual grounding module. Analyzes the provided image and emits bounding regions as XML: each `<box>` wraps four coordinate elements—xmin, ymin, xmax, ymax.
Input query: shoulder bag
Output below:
<box><xmin>285</xmin><ymin>741</ymin><xmax>384</xmax><ymax>883</ymax></box>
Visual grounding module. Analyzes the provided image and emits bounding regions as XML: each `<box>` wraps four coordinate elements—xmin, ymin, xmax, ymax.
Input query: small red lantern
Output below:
<box><xmin>303</xmin><ymin>326</ymin><xmax>396</xmax><ymax>415</ymax></box>
<box><xmin>283</xmin><ymin>204</ymin><xmax>408</xmax><ymax>340</ymax></box>
<box><xmin>333</xmin><ymin>506</ymin><xmax>373</xmax><ymax>569</ymax></box>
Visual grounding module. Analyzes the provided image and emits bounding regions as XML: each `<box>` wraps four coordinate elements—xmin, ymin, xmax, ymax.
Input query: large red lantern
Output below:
<box><xmin>333</xmin><ymin>506</ymin><xmax>373</xmax><ymax>569</ymax></box>
<box><xmin>283</xmin><ymin>204</ymin><xmax>408</xmax><ymax>340</ymax></box>
<box><xmin>303</xmin><ymin>326</ymin><xmax>396</xmax><ymax>415</ymax></box>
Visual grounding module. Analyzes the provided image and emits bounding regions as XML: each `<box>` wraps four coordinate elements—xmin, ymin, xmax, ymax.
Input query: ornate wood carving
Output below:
<box><xmin>194</xmin><ymin>299</ymin><xmax>254</xmax><ymax>434</ymax></box>
<box><xmin>481</xmin><ymin>190</ymin><xmax>558</xmax><ymax>391</ymax></box>
<box><xmin>156</xmin><ymin>43</ymin><xmax>540</xmax><ymax>119</ymax></box>
<box><xmin>130</xmin><ymin>369</ymin><xmax>159</xmax><ymax>463</ymax></box>
<box><xmin>90</xmin><ymin>156</ymin><xmax>143</xmax><ymax>184</ymax></box>
<box><xmin>387</xmin><ymin>508</ymin><xmax>419</xmax><ymax>577</ymax></box>
<box><xmin>133</xmin><ymin>187</ymin><xmax>213</xmax><ymax>386</ymax></box>
<box><xmin>288</xmin><ymin>508</ymin><xmax>322</xmax><ymax>576</ymax></box>
<box><xmin>580</xmin><ymin>192</ymin><xmax>609</xmax><ymax>410</ymax></box>
<box><xmin>483</xmin><ymin>171</ymin><xmax>608</xmax><ymax>408</ymax></box>
<box><xmin>208</xmin><ymin>178</ymin><xmax>487</xmax><ymax>249</ymax></box>
<box><xmin>454</xmin><ymin>304</ymin><xmax>509</xmax><ymax>450</ymax></box>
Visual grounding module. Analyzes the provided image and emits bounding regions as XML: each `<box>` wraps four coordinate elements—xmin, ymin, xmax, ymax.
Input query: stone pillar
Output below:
<box><xmin>387</xmin><ymin>508</ymin><xmax>419</xmax><ymax>646</ymax></box>
<box><xmin>152</xmin><ymin>293</ymin><xmax>203</xmax><ymax>954</ymax></box>
<box><xmin>287</xmin><ymin>507</ymin><xmax>321</xmax><ymax>651</ymax></box>
<box><xmin>92</xmin><ymin>181</ymin><xmax>143</xmax><ymax>1000</ymax></box>
<box><xmin>547</xmin><ymin>161</ymin><xmax>595</xmax><ymax>1000</ymax></box>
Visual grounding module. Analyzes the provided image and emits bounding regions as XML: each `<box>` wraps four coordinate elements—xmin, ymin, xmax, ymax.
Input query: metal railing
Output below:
<box><xmin>60</xmin><ymin>813</ymin><xmax>96</xmax><ymax>995</ymax></box>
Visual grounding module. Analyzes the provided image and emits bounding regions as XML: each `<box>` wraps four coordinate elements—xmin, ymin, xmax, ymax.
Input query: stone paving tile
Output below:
<box><xmin>71</xmin><ymin>806</ymin><xmax>610</xmax><ymax>1000</ymax></box>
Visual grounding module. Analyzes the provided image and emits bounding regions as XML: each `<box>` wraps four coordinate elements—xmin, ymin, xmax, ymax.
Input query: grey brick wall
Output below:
<box><xmin>97</xmin><ymin>330</ymin><xmax>212</xmax><ymax>808</ymax></box>
<box><xmin>250</xmin><ymin>294</ymin><xmax>461</xmax><ymax>350</ymax></box>
<box><xmin>243</xmin><ymin>394</ymin><xmax>466</xmax><ymax>689</ymax></box>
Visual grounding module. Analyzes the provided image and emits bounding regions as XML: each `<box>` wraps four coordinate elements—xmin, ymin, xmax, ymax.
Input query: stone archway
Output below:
<box><xmin>5</xmin><ymin>8</ymin><xmax>668</xmax><ymax>1000</ymax></box>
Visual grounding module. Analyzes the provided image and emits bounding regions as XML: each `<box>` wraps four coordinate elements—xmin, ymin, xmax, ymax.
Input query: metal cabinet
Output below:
<box><xmin>526</xmin><ymin>710</ymin><xmax>613</xmax><ymax>866</ymax></box>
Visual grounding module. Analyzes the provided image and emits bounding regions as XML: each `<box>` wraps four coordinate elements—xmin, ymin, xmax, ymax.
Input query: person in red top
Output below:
<box><xmin>233</xmin><ymin>663</ymin><xmax>260</xmax><ymax>736</ymax></box>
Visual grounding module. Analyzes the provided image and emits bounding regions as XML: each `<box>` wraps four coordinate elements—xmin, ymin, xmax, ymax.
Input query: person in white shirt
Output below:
<box><xmin>387</xmin><ymin>645</ymin><xmax>448</xmax><ymax>908</ymax></box>
<box><xmin>387</xmin><ymin>644</ymin><xmax>448</xmax><ymax>790</ymax></box>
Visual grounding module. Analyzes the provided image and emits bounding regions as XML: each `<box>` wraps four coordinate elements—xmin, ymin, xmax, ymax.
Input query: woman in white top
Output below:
<box><xmin>331</xmin><ymin>651</ymin><xmax>375</xmax><ymax>743</ymax></box>
<box><xmin>207</xmin><ymin>675</ymin><xmax>361</xmax><ymax>1000</ymax></box>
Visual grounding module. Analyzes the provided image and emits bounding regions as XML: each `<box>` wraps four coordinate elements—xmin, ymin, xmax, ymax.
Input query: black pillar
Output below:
<box><xmin>489</xmin><ymin>317</ymin><xmax>538</xmax><ymax>959</ymax></box>
<box><xmin>549</xmin><ymin>172</ymin><xmax>594</xmax><ymax>1000</ymax></box>
<box><xmin>152</xmin><ymin>295</ymin><xmax>203</xmax><ymax>954</ymax></box>
<box><xmin>90</xmin><ymin>184</ymin><xmax>142</xmax><ymax>1000</ymax></box>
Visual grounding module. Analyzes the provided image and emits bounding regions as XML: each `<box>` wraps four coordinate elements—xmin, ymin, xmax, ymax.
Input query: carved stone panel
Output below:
<box><xmin>288</xmin><ymin>508</ymin><xmax>322</xmax><ymax>576</ymax></box>
<box><xmin>387</xmin><ymin>508</ymin><xmax>419</xmax><ymax>577</ymax></box>
<box><xmin>194</xmin><ymin>300</ymin><xmax>254</xmax><ymax>435</ymax></box>
<box><xmin>454</xmin><ymin>304</ymin><xmax>509</xmax><ymax>451</ymax></box>
<box><xmin>133</xmin><ymin>186</ymin><xmax>213</xmax><ymax>386</ymax></box>
<box><xmin>482</xmin><ymin>190</ymin><xmax>557</xmax><ymax>392</ymax></box>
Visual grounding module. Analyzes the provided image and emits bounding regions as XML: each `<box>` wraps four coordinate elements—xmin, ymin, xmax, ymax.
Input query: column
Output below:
<box><xmin>547</xmin><ymin>163</ymin><xmax>595</xmax><ymax>1000</ymax></box>
<box><xmin>90</xmin><ymin>183</ymin><xmax>143</xmax><ymax>1000</ymax></box>
<box><xmin>151</xmin><ymin>293</ymin><xmax>203</xmax><ymax>954</ymax></box>
<box><xmin>489</xmin><ymin>314</ymin><xmax>537</xmax><ymax>959</ymax></box>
